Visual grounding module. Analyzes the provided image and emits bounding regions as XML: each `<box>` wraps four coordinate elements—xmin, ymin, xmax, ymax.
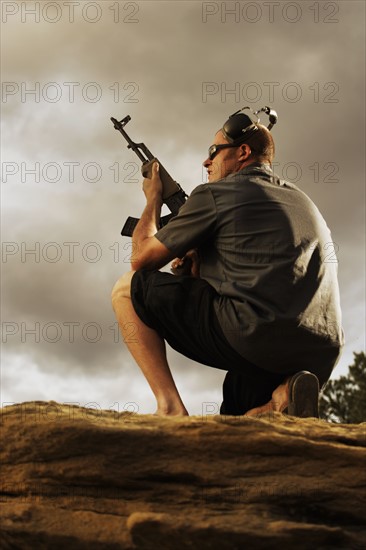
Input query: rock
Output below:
<box><xmin>0</xmin><ymin>401</ymin><xmax>365</xmax><ymax>549</ymax></box>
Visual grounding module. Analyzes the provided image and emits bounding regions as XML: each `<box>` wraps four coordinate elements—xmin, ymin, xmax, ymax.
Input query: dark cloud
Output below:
<box><xmin>1</xmin><ymin>0</ymin><xmax>365</xmax><ymax>413</ymax></box>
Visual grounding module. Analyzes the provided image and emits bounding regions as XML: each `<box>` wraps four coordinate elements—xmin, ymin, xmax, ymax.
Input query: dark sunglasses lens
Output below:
<box><xmin>208</xmin><ymin>145</ymin><xmax>217</xmax><ymax>160</ymax></box>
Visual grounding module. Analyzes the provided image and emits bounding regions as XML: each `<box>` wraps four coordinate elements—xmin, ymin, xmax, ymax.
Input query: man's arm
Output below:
<box><xmin>131</xmin><ymin>162</ymin><xmax>175</xmax><ymax>271</ymax></box>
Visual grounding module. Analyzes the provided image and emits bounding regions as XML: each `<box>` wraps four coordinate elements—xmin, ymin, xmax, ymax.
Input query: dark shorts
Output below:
<box><xmin>131</xmin><ymin>270</ymin><xmax>285</xmax><ymax>414</ymax></box>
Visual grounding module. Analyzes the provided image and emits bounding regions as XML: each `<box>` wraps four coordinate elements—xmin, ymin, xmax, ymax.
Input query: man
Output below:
<box><xmin>111</xmin><ymin>110</ymin><xmax>344</xmax><ymax>417</ymax></box>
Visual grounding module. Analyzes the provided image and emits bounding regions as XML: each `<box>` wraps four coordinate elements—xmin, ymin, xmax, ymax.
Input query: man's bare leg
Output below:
<box><xmin>111</xmin><ymin>271</ymin><xmax>188</xmax><ymax>417</ymax></box>
<box><xmin>244</xmin><ymin>378</ymin><xmax>290</xmax><ymax>417</ymax></box>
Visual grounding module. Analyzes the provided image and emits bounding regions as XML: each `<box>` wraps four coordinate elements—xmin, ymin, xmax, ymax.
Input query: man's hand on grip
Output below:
<box><xmin>171</xmin><ymin>249</ymin><xmax>200</xmax><ymax>278</ymax></box>
<box><xmin>142</xmin><ymin>162</ymin><xmax>163</xmax><ymax>203</ymax></box>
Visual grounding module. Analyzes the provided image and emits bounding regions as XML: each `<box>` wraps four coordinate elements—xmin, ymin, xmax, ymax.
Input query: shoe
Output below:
<box><xmin>287</xmin><ymin>371</ymin><xmax>319</xmax><ymax>418</ymax></box>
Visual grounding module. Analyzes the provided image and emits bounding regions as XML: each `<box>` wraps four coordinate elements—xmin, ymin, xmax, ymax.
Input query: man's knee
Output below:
<box><xmin>111</xmin><ymin>271</ymin><xmax>135</xmax><ymax>309</ymax></box>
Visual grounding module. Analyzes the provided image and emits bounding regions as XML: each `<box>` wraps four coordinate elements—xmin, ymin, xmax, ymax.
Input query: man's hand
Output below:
<box><xmin>142</xmin><ymin>162</ymin><xmax>163</xmax><ymax>203</ymax></box>
<box><xmin>171</xmin><ymin>249</ymin><xmax>200</xmax><ymax>278</ymax></box>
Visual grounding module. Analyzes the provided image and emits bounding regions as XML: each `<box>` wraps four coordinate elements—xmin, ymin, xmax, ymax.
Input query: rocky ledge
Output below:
<box><xmin>1</xmin><ymin>401</ymin><xmax>365</xmax><ymax>549</ymax></box>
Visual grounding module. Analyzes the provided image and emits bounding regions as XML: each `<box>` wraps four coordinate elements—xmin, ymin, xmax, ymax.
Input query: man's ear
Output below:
<box><xmin>238</xmin><ymin>144</ymin><xmax>251</xmax><ymax>160</ymax></box>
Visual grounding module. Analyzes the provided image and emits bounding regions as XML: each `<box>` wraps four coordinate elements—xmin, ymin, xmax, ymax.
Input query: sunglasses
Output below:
<box><xmin>208</xmin><ymin>143</ymin><xmax>239</xmax><ymax>161</ymax></box>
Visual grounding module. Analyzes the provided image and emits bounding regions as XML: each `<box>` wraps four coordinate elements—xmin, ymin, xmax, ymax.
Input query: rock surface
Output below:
<box><xmin>1</xmin><ymin>401</ymin><xmax>365</xmax><ymax>549</ymax></box>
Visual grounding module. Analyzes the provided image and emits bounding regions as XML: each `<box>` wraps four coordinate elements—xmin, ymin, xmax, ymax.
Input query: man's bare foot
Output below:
<box><xmin>244</xmin><ymin>377</ymin><xmax>290</xmax><ymax>417</ymax></box>
<box><xmin>154</xmin><ymin>397</ymin><xmax>189</xmax><ymax>416</ymax></box>
<box><xmin>154</xmin><ymin>406</ymin><xmax>189</xmax><ymax>417</ymax></box>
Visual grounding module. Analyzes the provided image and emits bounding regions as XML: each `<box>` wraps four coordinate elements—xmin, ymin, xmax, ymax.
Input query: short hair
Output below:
<box><xmin>245</xmin><ymin>124</ymin><xmax>275</xmax><ymax>163</ymax></box>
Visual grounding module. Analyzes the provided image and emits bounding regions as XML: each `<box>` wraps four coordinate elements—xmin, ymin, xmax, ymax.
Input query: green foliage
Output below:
<box><xmin>319</xmin><ymin>351</ymin><xmax>366</xmax><ymax>423</ymax></box>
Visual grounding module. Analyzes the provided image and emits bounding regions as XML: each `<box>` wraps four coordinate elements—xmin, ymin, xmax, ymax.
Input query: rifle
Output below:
<box><xmin>110</xmin><ymin>115</ymin><xmax>187</xmax><ymax>237</ymax></box>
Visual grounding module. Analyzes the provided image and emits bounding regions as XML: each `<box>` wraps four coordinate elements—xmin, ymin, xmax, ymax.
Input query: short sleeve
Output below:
<box><xmin>154</xmin><ymin>184</ymin><xmax>217</xmax><ymax>257</ymax></box>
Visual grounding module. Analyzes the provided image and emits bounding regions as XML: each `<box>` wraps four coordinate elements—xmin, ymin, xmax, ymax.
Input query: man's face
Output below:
<box><xmin>202</xmin><ymin>131</ymin><xmax>243</xmax><ymax>183</ymax></box>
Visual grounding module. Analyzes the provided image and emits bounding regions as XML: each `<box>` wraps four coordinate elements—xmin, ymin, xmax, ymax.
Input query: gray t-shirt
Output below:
<box><xmin>155</xmin><ymin>164</ymin><xmax>344</xmax><ymax>375</ymax></box>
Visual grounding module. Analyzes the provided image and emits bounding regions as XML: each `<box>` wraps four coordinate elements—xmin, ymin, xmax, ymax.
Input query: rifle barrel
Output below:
<box><xmin>111</xmin><ymin>117</ymin><xmax>147</xmax><ymax>163</ymax></box>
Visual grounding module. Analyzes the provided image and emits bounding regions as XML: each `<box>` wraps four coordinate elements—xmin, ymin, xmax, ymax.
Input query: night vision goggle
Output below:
<box><xmin>208</xmin><ymin>106</ymin><xmax>278</xmax><ymax>160</ymax></box>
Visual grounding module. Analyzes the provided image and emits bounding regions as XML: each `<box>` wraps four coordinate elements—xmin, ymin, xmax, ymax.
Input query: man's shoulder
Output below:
<box><xmin>210</xmin><ymin>163</ymin><xmax>277</xmax><ymax>187</ymax></box>
<box><xmin>207</xmin><ymin>164</ymin><xmax>277</xmax><ymax>201</ymax></box>
<box><xmin>192</xmin><ymin>164</ymin><xmax>316</xmax><ymax>209</ymax></box>
<box><xmin>189</xmin><ymin>182</ymin><xmax>214</xmax><ymax>196</ymax></box>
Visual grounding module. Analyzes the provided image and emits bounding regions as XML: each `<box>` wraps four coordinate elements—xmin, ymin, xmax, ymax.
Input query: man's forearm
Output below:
<box><xmin>129</xmin><ymin>162</ymin><xmax>168</xmax><ymax>271</ymax></box>
<box><xmin>132</xmin><ymin>194</ymin><xmax>163</xmax><ymax>253</ymax></box>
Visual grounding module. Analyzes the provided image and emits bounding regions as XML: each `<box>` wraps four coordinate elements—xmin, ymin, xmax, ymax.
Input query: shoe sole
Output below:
<box><xmin>287</xmin><ymin>371</ymin><xmax>319</xmax><ymax>418</ymax></box>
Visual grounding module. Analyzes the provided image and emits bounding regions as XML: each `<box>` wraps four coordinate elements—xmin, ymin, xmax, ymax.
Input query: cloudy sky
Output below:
<box><xmin>1</xmin><ymin>0</ymin><xmax>365</xmax><ymax>415</ymax></box>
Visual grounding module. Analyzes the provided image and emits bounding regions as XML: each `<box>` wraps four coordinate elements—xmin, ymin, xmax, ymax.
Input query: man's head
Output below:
<box><xmin>203</xmin><ymin>122</ymin><xmax>275</xmax><ymax>183</ymax></box>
